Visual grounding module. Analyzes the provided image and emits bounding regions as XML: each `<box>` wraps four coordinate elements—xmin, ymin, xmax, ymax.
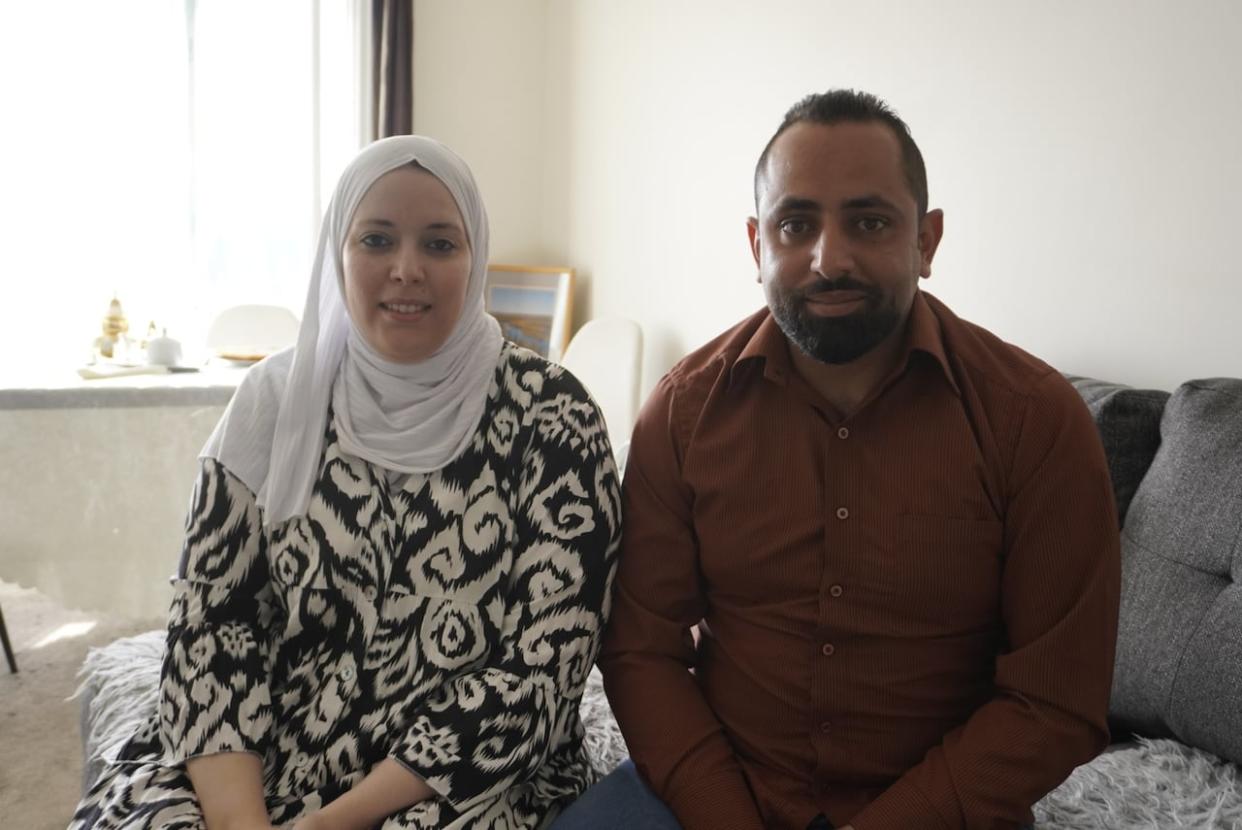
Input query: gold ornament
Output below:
<box><xmin>95</xmin><ymin>296</ymin><xmax>130</xmax><ymax>360</ymax></box>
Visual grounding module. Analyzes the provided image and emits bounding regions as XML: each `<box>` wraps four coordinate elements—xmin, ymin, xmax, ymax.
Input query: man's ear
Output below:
<box><xmin>917</xmin><ymin>209</ymin><xmax>944</xmax><ymax>279</ymax></box>
<box><xmin>747</xmin><ymin>217</ymin><xmax>761</xmax><ymax>281</ymax></box>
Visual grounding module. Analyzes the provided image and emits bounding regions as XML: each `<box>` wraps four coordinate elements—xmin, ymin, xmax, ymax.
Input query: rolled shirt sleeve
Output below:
<box><xmin>159</xmin><ymin>458</ymin><xmax>276</xmax><ymax>763</ymax></box>
<box><xmin>391</xmin><ymin>373</ymin><xmax>622</xmax><ymax>813</ymax></box>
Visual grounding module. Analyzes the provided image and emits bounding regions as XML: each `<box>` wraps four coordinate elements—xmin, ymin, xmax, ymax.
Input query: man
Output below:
<box><xmin>556</xmin><ymin>89</ymin><xmax>1121</xmax><ymax>830</ymax></box>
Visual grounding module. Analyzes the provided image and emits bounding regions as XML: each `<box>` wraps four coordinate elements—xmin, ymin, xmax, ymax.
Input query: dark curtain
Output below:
<box><xmin>372</xmin><ymin>0</ymin><xmax>413</xmax><ymax>138</ymax></box>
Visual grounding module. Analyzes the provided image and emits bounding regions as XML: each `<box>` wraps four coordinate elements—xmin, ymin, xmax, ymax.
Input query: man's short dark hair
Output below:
<box><xmin>754</xmin><ymin>89</ymin><xmax>928</xmax><ymax>217</ymax></box>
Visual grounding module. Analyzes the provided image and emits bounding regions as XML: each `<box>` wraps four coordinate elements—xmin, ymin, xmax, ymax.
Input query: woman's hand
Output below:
<box><xmin>288</xmin><ymin>811</ymin><xmax>331</xmax><ymax>830</ymax></box>
<box><xmin>186</xmin><ymin>752</ymin><xmax>272</xmax><ymax>830</ymax></box>
<box><xmin>291</xmin><ymin>760</ymin><xmax>433</xmax><ymax>830</ymax></box>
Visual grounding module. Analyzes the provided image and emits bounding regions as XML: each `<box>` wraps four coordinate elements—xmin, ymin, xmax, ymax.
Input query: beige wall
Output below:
<box><xmin>415</xmin><ymin>0</ymin><xmax>1242</xmax><ymax>396</ymax></box>
<box><xmin>413</xmin><ymin>0</ymin><xmax>555</xmax><ymax>264</ymax></box>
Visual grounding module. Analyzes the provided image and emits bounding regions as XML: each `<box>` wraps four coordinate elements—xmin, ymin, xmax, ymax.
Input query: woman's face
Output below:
<box><xmin>342</xmin><ymin>166</ymin><xmax>471</xmax><ymax>363</ymax></box>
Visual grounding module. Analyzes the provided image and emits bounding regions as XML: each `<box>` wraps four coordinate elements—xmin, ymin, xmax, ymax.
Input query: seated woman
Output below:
<box><xmin>70</xmin><ymin>136</ymin><xmax>621</xmax><ymax>830</ymax></box>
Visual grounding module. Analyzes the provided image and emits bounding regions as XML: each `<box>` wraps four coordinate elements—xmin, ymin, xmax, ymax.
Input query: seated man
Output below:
<box><xmin>556</xmin><ymin>89</ymin><xmax>1120</xmax><ymax>830</ymax></box>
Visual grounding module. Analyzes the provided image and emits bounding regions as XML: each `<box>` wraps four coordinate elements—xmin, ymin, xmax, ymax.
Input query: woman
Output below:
<box><xmin>70</xmin><ymin>136</ymin><xmax>621</xmax><ymax>829</ymax></box>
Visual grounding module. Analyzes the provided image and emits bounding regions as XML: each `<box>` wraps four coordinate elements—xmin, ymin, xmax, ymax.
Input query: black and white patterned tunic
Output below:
<box><xmin>70</xmin><ymin>343</ymin><xmax>622</xmax><ymax>829</ymax></box>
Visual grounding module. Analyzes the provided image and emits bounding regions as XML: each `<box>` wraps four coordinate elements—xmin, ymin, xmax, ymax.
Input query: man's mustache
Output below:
<box><xmin>797</xmin><ymin>276</ymin><xmax>878</xmax><ymax>299</ymax></box>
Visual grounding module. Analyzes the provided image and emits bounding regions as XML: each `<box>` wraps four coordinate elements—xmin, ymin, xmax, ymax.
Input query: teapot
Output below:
<box><xmin>145</xmin><ymin>329</ymin><xmax>183</xmax><ymax>367</ymax></box>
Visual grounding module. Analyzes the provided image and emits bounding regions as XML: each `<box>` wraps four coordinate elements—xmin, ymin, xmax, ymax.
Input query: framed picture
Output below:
<box><xmin>485</xmin><ymin>264</ymin><xmax>575</xmax><ymax>362</ymax></box>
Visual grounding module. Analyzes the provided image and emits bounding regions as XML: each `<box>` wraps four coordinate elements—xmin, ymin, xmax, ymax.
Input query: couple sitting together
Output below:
<box><xmin>71</xmin><ymin>89</ymin><xmax>1119</xmax><ymax>830</ymax></box>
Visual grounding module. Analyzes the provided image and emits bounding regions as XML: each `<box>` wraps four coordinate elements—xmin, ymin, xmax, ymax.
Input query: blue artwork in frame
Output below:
<box><xmin>485</xmin><ymin>265</ymin><xmax>574</xmax><ymax>361</ymax></box>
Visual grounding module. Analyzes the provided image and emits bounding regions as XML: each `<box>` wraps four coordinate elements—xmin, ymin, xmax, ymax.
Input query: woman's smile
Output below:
<box><xmin>380</xmin><ymin>299</ymin><xmax>432</xmax><ymax>321</ymax></box>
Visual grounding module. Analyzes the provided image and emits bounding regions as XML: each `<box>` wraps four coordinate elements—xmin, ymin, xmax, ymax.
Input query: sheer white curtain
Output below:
<box><xmin>0</xmin><ymin>0</ymin><xmax>368</xmax><ymax>378</ymax></box>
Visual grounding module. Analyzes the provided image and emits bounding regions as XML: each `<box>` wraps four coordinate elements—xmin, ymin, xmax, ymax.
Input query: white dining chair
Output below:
<box><xmin>560</xmin><ymin>317</ymin><xmax>643</xmax><ymax>470</ymax></box>
<box><xmin>204</xmin><ymin>304</ymin><xmax>300</xmax><ymax>360</ymax></box>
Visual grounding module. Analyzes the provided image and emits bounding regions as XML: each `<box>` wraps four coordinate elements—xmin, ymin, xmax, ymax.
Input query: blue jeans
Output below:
<box><xmin>550</xmin><ymin>761</ymin><xmax>1031</xmax><ymax>830</ymax></box>
<box><xmin>550</xmin><ymin>760</ymin><xmax>682</xmax><ymax>830</ymax></box>
<box><xmin>550</xmin><ymin>761</ymin><xmax>841</xmax><ymax>829</ymax></box>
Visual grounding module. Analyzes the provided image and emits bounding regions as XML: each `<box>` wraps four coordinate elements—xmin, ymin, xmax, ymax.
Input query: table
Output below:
<box><xmin>0</xmin><ymin>367</ymin><xmax>245</xmax><ymax>618</ymax></box>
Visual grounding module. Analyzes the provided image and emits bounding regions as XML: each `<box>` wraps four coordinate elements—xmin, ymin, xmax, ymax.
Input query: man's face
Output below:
<box><xmin>748</xmin><ymin>121</ymin><xmax>943</xmax><ymax>365</ymax></box>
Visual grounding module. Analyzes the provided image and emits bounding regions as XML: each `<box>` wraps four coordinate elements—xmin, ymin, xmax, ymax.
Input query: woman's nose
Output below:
<box><xmin>389</xmin><ymin>248</ymin><xmax>424</xmax><ymax>284</ymax></box>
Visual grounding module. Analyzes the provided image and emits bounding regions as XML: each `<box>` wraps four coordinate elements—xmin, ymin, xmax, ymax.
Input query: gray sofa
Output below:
<box><xmin>79</xmin><ymin>377</ymin><xmax>1242</xmax><ymax>827</ymax></box>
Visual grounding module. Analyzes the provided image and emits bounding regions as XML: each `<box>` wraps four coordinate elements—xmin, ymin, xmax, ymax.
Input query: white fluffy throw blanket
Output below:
<box><xmin>1033</xmin><ymin>740</ymin><xmax>1242</xmax><ymax>828</ymax></box>
<box><xmin>78</xmin><ymin>632</ymin><xmax>1242</xmax><ymax>828</ymax></box>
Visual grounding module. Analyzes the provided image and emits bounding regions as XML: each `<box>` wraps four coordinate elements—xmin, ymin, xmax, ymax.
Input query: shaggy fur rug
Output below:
<box><xmin>1033</xmin><ymin>740</ymin><xmax>1242</xmax><ymax>828</ymax></box>
<box><xmin>80</xmin><ymin>631</ymin><xmax>1242</xmax><ymax>829</ymax></box>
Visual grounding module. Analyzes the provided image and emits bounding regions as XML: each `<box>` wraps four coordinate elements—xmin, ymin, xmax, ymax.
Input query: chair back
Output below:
<box><xmin>205</xmin><ymin>304</ymin><xmax>300</xmax><ymax>359</ymax></box>
<box><xmin>560</xmin><ymin>317</ymin><xmax>643</xmax><ymax>468</ymax></box>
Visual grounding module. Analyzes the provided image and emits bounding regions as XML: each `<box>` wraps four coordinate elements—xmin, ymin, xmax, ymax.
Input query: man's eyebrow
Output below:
<box><xmin>841</xmin><ymin>194</ymin><xmax>901</xmax><ymax>211</ymax></box>
<box><xmin>771</xmin><ymin>196</ymin><xmax>820</xmax><ymax>214</ymax></box>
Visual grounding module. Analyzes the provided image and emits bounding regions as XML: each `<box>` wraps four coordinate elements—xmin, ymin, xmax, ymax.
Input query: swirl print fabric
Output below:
<box><xmin>70</xmin><ymin>343</ymin><xmax>622</xmax><ymax>829</ymax></box>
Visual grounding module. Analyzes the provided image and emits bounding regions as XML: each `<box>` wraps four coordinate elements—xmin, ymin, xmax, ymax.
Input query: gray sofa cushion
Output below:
<box><xmin>1109</xmin><ymin>378</ymin><xmax>1242</xmax><ymax>763</ymax></box>
<box><xmin>1066</xmin><ymin>376</ymin><xmax>1170</xmax><ymax>525</ymax></box>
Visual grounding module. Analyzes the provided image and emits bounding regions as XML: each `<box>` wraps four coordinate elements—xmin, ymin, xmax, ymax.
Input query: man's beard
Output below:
<box><xmin>767</xmin><ymin>276</ymin><xmax>901</xmax><ymax>365</ymax></box>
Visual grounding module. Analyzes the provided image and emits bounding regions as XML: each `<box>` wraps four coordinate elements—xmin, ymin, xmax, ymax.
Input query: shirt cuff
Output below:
<box><xmin>848</xmin><ymin>774</ymin><xmax>956</xmax><ymax>830</ymax></box>
<box><xmin>390</xmin><ymin>670</ymin><xmax>552</xmax><ymax>813</ymax></box>
<box><xmin>159</xmin><ymin>622</ymin><xmax>273</xmax><ymax>762</ymax></box>
<box><xmin>663</xmin><ymin>768</ymin><xmax>767</xmax><ymax>830</ymax></box>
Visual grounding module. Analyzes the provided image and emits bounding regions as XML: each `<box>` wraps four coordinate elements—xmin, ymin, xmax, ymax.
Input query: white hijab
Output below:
<box><xmin>202</xmin><ymin>136</ymin><xmax>503</xmax><ymax>525</ymax></box>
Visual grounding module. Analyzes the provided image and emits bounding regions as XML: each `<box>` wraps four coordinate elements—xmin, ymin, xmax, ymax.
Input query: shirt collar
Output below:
<box><xmin>733</xmin><ymin>312</ymin><xmax>793</xmax><ymax>386</ymax></box>
<box><xmin>730</xmin><ymin>290</ymin><xmax>961</xmax><ymax>397</ymax></box>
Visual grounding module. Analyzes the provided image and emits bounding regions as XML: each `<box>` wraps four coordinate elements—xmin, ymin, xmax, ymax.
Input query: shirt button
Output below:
<box><xmin>363</xmin><ymin>586</ymin><xmax>377</xmax><ymax>601</ymax></box>
<box><xmin>837</xmin><ymin>426</ymin><xmax>850</xmax><ymax>439</ymax></box>
<box><xmin>340</xmin><ymin>666</ymin><xmax>355</xmax><ymax>681</ymax></box>
<box><xmin>829</xmin><ymin>584</ymin><xmax>844</xmax><ymax>598</ymax></box>
<box><xmin>835</xmin><ymin>507</ymin><xmax>849</xmax><ymax>520</ymax></box>
<box><xmin>819</xmin><ymin>721</ymin><xmax>832</xmax><ymax>734</ymax></box>
<box><xmin>821</xmin><ymin>643</ymin><xmax>835</xmax><ymax>657</ymax></box>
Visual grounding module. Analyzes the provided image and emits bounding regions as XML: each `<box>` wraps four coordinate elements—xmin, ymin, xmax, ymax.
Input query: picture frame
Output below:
<box><xmin>484</xmin><ymin>264</ymin><xmax>575</xmax><ymax>362</ymax></box>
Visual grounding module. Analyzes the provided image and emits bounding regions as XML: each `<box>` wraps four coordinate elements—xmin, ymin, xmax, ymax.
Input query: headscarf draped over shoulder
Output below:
<box><xmin>202</xmin><ymin>136</ymin><xmax>504</xmax><ymax>526</ymax></box>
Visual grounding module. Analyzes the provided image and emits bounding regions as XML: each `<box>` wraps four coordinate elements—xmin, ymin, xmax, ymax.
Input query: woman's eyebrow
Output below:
<box><xmin>353</xmin><ymin>218</ymin><xmax>464</xmax><ymax>232</ymax></box>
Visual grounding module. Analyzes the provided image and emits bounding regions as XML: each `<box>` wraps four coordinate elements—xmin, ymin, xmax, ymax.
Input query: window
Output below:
<box><xmin>0</xmin><ymin>0</ymin><xmax>368</xmax><ymax>376</ymax></box>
